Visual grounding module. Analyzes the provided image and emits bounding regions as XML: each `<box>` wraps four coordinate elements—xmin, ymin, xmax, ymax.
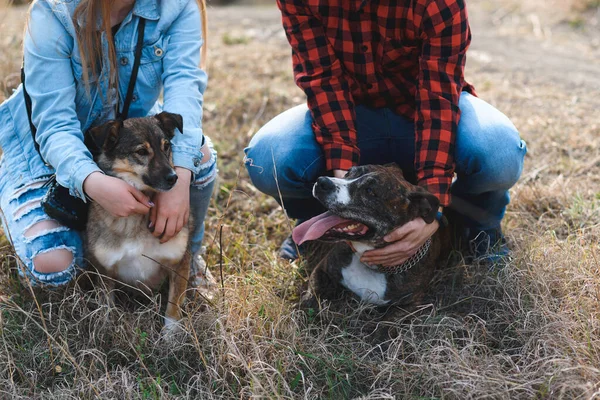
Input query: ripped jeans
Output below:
<box><xmin>0</xmin><ymin>110</ymin><xmax>217</xmax><ymax>286</ymax></box>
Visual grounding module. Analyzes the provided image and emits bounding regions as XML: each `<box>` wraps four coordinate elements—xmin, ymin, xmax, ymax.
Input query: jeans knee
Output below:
<box><xmin>244</xmin><ymin>146</ymin><xmax>321</xmax><ymax>199</ymax></box>
<box><xmin>244</xmin><ymin>136</ymin><xmax>299</xmax><ymax>197</ymax></box>
<box><xmin>457</xmin><ymin>126</ymin><xmax>527</xmax><ymax>193</ymax></box>
<box><xmin>245</xmin><ymin>106</ymin><xmax>324</xmax><ymax>198</ymax></box>
<box><xmin>244</xmin><ymin>142</ymin><xmax>275</xmax><ymax>195</ymax></box>
<box><xmin>487</xmin><ymin>138</ymin><xmax>527</xmax><ymax>190</ymax></box>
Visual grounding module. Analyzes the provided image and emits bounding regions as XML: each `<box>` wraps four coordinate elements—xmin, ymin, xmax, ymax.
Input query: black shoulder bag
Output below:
<box><xmin>21</xmin><ymin>18</ymin><xmax>146</xmax><ymax>231</ymax></box>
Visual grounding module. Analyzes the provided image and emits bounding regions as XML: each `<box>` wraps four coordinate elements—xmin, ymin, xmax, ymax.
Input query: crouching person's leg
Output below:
<box><xmin>0</xmin><ymin>179</ymin><xmax>82</xmax><ymax>287</ymax></box>
<box><xmin>188</xmin><ymin>137</ymin><xmax>218</xmax><ymax>296</ymax></box>
<box><xmin>244</xmin><ymin>104</ymin><xmax>327</xmax><ymax>260</ymax></box>
<box><xmin>451</xmin><ymin>92</ymin><xmax>527</xmax><ymax>264</ymax></box>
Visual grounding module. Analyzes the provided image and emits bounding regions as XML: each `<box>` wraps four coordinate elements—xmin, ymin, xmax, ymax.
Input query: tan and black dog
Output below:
<box><xmin>293</xmin><ymin>164</ymin><xmax>451</xmax><ymax>309</ymax></box>
<box><xmin>84</xmin><ymin>112</ymin><xmax>191</xmax><ymax>330</ymax></box>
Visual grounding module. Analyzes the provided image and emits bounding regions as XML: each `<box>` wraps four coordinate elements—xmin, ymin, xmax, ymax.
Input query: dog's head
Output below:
<box><xmin>292</xmin><ymin>164</ymin><xmax>439</xmax><ymax>247</ymax></box>
<box><xmin>85</xmin><ymin>112</ymin><xmax>183</xmax><ymax>192</ymax></box>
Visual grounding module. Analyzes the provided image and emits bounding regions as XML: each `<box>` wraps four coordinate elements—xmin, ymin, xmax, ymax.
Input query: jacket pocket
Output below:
<box><xmin>140</xmin><ymin>35</ymin><xmax>170</xmax><ymax>87</ymax></box>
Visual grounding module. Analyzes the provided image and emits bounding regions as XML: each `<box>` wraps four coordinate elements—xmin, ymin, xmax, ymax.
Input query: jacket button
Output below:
<box><xmin>132</xmin><ymin>94</ymin><xmax>138</xmax><ymax>102</ymax></box>
<box><xmin>120</xmin><ymin>57</ymin><xmax>129</xmax><ymax>66</ymax></box>
<box><xmin>193</xmin><ymin>158</ymin><xmax>200</xmax><ymax>167</ymax></box>
<box><xmin>154</xmin><ymin>47</ymin><xmax>164</xmax><ymax>57</ymax></box>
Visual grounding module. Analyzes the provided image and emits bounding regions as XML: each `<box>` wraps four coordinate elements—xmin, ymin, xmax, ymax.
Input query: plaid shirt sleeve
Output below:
<box><xmin>277</xmin><ymin>0</ymin><xmax>359</xmax><ymax>172</ymax></box>
<box><xmin>415</xmin><ymin>0</ymin><xmax>471</xmax><ymax>206</ymax></box>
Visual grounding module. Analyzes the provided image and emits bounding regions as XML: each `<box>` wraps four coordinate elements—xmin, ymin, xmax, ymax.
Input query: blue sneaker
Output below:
<box><xmin>468</xmin><ymin>226</ymin><xmax>510</xmax><ymax>265</ymax></box>
<box><xmin>279</xmin><ymin>219</ymin><xmax>309</xmax><ymax>260</ymax></box>
<box><xmin>279</xmin><ymin>234</ymin><xmax>302</xmax><ymax>260</ymax></box>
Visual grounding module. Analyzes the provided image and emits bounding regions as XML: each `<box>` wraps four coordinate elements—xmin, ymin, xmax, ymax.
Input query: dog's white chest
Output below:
<box><xmin>94</xmin><ymin>230</ymin><xmax>188</xmax><ymax>286</ymax></box>
<box><xmin>340</xmin><ymin>254</ymin><xmax>390</xmax><ymax>305</ymax></box>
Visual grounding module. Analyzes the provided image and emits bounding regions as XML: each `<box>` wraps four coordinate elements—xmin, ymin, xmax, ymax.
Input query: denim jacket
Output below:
<box><xmin>0</xmin><ymin>0</ymin><xmax>207</xmax><ymax>201</ymax></box>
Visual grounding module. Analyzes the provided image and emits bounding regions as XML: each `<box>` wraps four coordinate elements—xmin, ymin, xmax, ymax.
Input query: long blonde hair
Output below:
<box><xmin>72</xmin><ymin>0</ymin><xmax>208</xmax><ymax>90</ymax></box>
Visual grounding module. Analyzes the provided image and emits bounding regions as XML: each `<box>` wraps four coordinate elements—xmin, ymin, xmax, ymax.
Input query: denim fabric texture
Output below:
<box><xmin>245</xmin><ymin>92</ymin><xmax>527</xmax><ymax>230</ymax></box>
<box><xmin>0</xmin><ymin>0</ymin><xmax>215</xmax><ymax>286</ymax></box>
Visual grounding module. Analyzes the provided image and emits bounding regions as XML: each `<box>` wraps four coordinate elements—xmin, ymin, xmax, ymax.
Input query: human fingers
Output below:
<box><xmin>160</xmin><ymin>218</ymin><xmax>178</xmax><ymax>243</ymax></box>
<box><xmin>152</xmin><ymin>211</ymin><xmax>167</xmax><ymax>239</ymax></box>
<box><xmin>128</xmin><ymin>186</ymin><xmax>154</xmax><ymax>210</ymax></box>
<box><xmin>361</xmin><ymin>240</ymin><xmax>414</xmax><ymax>263</ymax></box>
<box><xmin>382</xmin><ymin>223</ymin><xmax>413</xmax><ymax>243</ymax></box>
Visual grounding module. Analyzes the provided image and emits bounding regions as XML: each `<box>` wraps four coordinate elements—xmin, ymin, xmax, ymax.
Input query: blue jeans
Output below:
<box><xmin>244</xmin><ymin>92</ymin><xmax>527</xmax><ymax>230</ymax></box>
<box><xmin>0</xmin><ymin>105</ymin><xmax>217</xmax><ymax>286</ymax></box>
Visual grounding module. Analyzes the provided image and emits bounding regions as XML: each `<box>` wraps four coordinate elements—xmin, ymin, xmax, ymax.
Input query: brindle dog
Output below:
<box><xmin>293</xmin><ymin>164</ymin><xmax>452</xmax><ymax>310</ymax></box>
<box><xmin>84</xmin><ymin>112</ymin><xmax>191</xmax><ymax>330</ymax></box>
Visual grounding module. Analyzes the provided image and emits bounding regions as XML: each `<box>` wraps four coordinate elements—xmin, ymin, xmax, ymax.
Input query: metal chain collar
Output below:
<box><xmin>376</xmin><ymin>237</ymin><xmax>432</xmax><ymax>275</ymax></box>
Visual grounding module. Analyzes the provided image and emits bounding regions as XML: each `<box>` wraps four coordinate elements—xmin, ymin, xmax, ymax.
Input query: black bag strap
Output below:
<box><xmin>21</xmin><ymin>66</ymin><xmax>39</xmax><ymax>153</ymax></box>
<box><xmin>118</xmin><ymin>17</ymin><xmax>145</xmax><ymax>120</ymax></box>
<box><xmin>22</xmin><ymin>17</ymin><xmax>147</xmax><ymax>160</ymax></box>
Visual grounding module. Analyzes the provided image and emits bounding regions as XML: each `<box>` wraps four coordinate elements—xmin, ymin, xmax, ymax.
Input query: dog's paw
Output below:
<box><xmin>299</xmin><ymin>291</ymin><xmax>319</xmax><ymax>311</ymax></box>
<box><xmin>161</xmin><ymin>316</ymin><xmax>184</xmax><ymax>340</ymax></box>
<box><xmin>190</xmin><ymin>251</ymin><xmax>218</xmax><ymax>300</ymax></box>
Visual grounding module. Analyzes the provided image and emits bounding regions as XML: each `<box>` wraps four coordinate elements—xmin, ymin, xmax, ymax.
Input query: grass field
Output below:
<box><xmin>1</xmin><ymin>1</ymin><xmax>600</xmax><ymax>398</ymax></box>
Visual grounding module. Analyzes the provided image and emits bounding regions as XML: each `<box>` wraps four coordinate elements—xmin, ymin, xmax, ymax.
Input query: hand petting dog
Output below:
<box><xmin>84</xmin><ymin>172</ymin><xmax>153</xmax><ymax>217</ymax></box>
<box><xmin>361</xmin><ymin>217</ymin><xmax>439</xmax><ymax>267</ymax></box>
<box><xmin>149</xmin><ymin>166</ymin><xmax>191</xmax><ymax>243</ymax></box>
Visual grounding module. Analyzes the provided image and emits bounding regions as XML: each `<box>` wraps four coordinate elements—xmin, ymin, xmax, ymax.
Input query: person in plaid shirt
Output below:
<box><xmin>245</xmin><ymin>0</ymin><xmax>527</xmax><ymax>265</ymax></box>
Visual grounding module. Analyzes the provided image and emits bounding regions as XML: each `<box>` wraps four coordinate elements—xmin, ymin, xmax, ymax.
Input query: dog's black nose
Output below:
<box><xmin>165</xmin><ymin>172</ymin><xmax>178</xmax><ymax>186</ymax></box>
<box><xmin>316</xmin><ymin>176</ymin><xmax>336</xmax><ymax>192</ymax></box>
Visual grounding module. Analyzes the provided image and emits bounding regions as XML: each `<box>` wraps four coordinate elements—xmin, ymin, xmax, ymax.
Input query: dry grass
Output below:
<box><xmin>1</xmin><ymin>1</ymin><xmax>600</xmax><ymax>399</ymax></box>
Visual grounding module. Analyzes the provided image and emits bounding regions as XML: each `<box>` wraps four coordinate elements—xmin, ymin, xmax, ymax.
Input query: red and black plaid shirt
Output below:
<box><xmin>277</xmin><ymin>0</ymin><xmax>476</xmax><ymax>206</ymax></box>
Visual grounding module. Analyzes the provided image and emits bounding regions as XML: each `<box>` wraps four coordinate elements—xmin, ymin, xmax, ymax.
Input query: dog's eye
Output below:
<box><xmin>367</xmin><ymin>187</ymin><xmax>377</xmax><ymax>197</ymax></box>
<box><xmin>136</xmin><ymin>148</ymin><xmax>149</xmax><ymax>156</ymax></box>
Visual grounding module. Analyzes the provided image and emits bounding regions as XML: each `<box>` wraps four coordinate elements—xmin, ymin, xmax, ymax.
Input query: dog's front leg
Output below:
<box><xmin>300</xmin><ymin>264</ymin><xmax>343</xmax><ymax>310</ymax></box>
<box><xmin>104</xmin><ymin>277</ymin><xmax>116</xmax><ymax>307</ymax></box>
<box><xmin>164</xmin><ymin>252</ymin><xmax>191</xmax><ymax>331</ymax></box>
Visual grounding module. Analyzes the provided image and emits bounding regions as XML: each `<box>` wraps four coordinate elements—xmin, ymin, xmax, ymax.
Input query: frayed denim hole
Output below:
<box><xmin>9</xmin><ymin>186</ymin><xmax>48</xmax><ymax>208</ymax></box>
<box><xmin>23</xmin><ymin>224</ymin><xmax>68</xmax><ymax>243</ymax></box>
<box><xmin>26</xmin><ymin>220</ymin><xmax>75</xmax><ymax>274</ymax></box>
<box><xmin>14</xmin><ymin>197</ymin><xmax>45</xmax><ymax>221</ymax></box>
<box><xmin>192</xmin><ymin>143</ymin><xmax>218</xmax><ymax>188</ymax></box>
<box><xmin>8</xmin><ymin>178</ymin><xmax>50</xmax><ymax>202</ymax></box>
<box><xmin>192</xmin><ymin>167</ymin><xmax>217</xmax><ymax>189</ymax></box>
<box><xmin>29</xmin><ymin>245</ymin><xmax>77</xmax><ymax>282</ymax></box>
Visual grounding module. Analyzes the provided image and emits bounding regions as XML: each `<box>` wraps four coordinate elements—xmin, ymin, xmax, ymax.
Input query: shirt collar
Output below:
<box><xmin>132</xmin><ymin>0</ymin><xmax>160</xmax><ymax>21</ymax></box>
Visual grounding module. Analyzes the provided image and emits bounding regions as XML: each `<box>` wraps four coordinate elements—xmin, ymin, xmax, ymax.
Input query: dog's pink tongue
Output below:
<box><xmin>292</xmin><ymin>212</ymin><xmax>352</xmax><ymax>245</ymax></box>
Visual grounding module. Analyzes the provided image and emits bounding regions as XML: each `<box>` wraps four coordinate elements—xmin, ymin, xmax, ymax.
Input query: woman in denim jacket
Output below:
<box><xmin>0</xmin><ymin>0</ymin><xmax>217</xmax><ymax>286</ymax></box>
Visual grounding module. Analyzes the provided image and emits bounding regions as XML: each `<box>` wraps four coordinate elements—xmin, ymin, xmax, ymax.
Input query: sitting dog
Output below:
<box><xmin>84</xmin><ymin>112</ymin><xmax>191</xmax><ymax>329</ymax></box>
<box><xmin>293</xmin><ymin>164</ymin><xmax>451</xmax><ymax>309</ymax></box>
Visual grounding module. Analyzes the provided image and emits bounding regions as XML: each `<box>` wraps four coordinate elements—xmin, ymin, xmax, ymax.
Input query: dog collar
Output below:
<box><xmin>376</xmin><ymin>237</ymin><xmax>432</xmax><ymax>275</ymax></box>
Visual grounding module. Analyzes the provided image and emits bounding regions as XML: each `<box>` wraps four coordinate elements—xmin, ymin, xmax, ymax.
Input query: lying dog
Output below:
<box><xmin>84</xmin><ymin>112</ymin><xmax>191</xmax><ymax>329</ymax></box>
<box><xmin>293</xmin><ymin>164</ymin><xmax>451</xmax><ymax>308</ymax></box>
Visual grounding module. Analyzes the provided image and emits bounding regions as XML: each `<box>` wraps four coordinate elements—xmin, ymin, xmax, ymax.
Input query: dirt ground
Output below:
<box><xmin>1</xmin><ymin>1</ymin><xmax>600</xmax><ymax>399</ymax></box>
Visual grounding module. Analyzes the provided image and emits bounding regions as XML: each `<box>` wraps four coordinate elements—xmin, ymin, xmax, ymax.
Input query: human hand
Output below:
<box><xmin>333</xmin><ymin>169</ymin><xmax>348</xmax><ymax>178</ymax></box>
<box><xmin>149</xmin><ymin>167</ymin><xmax>192</xmax><ymax>243</ymax></box>
<box><xmin>361</xmin><ymin>218</ymin><xmax>439</xmax><ymax>267</ymax></box>
<box><xmin>83</xmin><ymin>172</ymin><xmax>153</xmax><ymax>217</ymax></box>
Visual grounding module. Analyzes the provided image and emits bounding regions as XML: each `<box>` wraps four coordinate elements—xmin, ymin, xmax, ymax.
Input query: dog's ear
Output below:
<box><xmin>155</xmin><ymin>112</ymin><xmax>183</xmax><ymax>139</ymax></box>
<box><xmin>382</xmin><ymin>162</ymin><xmax>402</xmax><ymax>171</ymax></box>
<box><xmin>408</xmin><ymin>189</ymin><xmax>439</xmax><ymax>223</ymax></box>
<box><xmin>85</xmin><ymin>120</ymin><xmax>123</xmax><ymax>154</ymax></box>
